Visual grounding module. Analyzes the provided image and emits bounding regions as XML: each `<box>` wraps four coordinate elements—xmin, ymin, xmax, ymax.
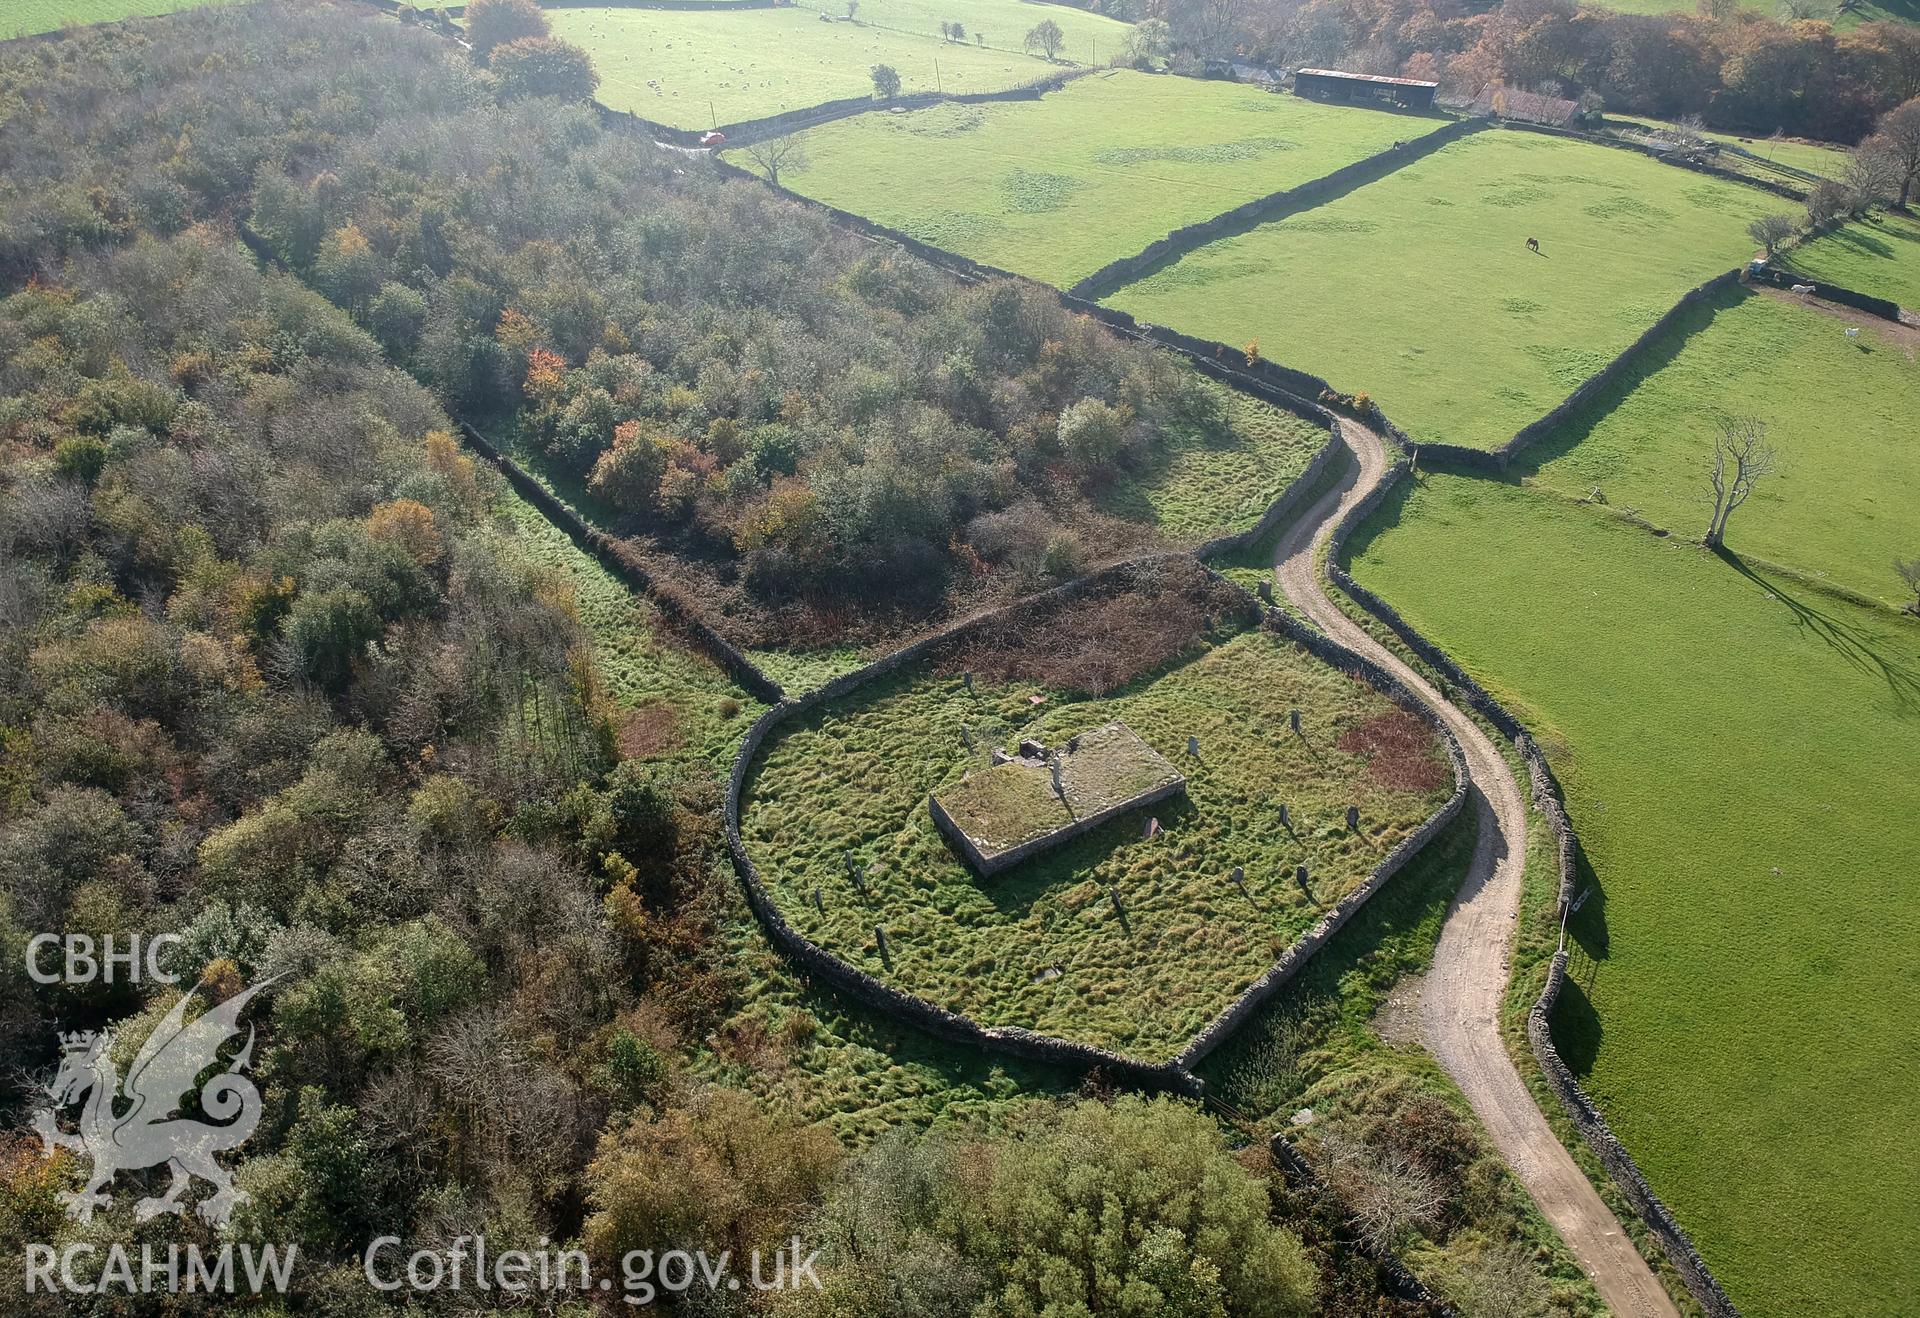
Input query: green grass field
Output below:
<box><xmin>1785</xmin><ymin>208</ymin><xmax>1920</xmax><ymax>311</ymax></box>
<box><xmin>741</xmin><ymin>617</ymin><xmax>1452</xmax><ymax>1060</ymax></box>
<box><xmin>1516</xmin><ymin>284</ymin><xmax>1920</xmax><ymax>605</ymax></box>
<box><xmin>763</xmin><ymin>71</ymin><xmax>1450</xmax><ymax>286</ymax></box>
<box><xmin>4</xmin><ymin>0</ymin><xmax>234</xmax><ymax>38</ymax></box>
<box><xmin>548</xmin><ymin>4</ymin><xmax>1081</xmax><ymax>129</ymax></box>
<box><xmin>1104</xmin><ymin>128</ymin><xmax>1781</xmax><ymax>450</ymax></box>
<box><xmin>1346</xmin><ymin>473</ymin><xmax>1920</xmax><ymax>1318</ymax></box>
<box><xmin>790</xmin><ymin>0</ymin><xmax>1128</xmax><ymax>63</ymax></box>
<box><xmin>1605</xmin><ymin>115</ymin><xmax>1852</xmax><ymax>181</ymax></box>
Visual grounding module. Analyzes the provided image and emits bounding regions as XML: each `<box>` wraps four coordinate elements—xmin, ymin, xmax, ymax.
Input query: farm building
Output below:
<box><xmin>929</xmin><ymin>721</ymin><xmax>1186</xmax><ymax>877</ymax></box>
<box><xmin>1293</xmin><ymin>68</ymin><xmax>1438</xmax><ymax>111</ymax></box>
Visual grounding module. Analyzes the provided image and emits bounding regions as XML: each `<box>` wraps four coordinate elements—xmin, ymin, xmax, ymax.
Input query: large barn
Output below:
<box><xmin>1292</xmin><ymin>68</ymin><xmax>1439</xmax><ymax>111</ymax></box>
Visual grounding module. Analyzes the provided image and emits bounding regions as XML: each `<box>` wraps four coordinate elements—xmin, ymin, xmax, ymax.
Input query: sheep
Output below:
<box><xmin>1790</xmin><ymin>283</ymin><xmax>1816</xmax><ymax>296</ymax></box>
<box><xmin>1845</xmin><ymin>327</ymin><xmax>1860</xmax><ymax>340</ymax></box>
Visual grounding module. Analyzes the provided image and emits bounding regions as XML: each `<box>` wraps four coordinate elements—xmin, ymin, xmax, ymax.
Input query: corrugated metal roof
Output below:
<box><xmin>1295</xmin><ymin>68</ymin><xmax>1439</xmax><ymax>90</ymax></box>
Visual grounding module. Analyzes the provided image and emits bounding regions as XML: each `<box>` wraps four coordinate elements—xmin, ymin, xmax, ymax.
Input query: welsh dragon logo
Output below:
<box><xmin>32</xmin><ymin>976</ymin><xmax>278</xmax><ymax>1226</ymax></box>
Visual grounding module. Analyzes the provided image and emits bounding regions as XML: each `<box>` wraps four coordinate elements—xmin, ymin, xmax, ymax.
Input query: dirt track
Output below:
<box><xmin>1272</xmin><ymin>419</ymin><xmax>1680</xmax><ymax>1318</ymax></box>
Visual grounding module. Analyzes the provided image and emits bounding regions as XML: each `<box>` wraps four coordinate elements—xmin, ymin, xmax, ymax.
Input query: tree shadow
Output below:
<box><xmin>1716</xmin><ymin>549</ymin><xmax>1920</xmax><ymax>714</ymax></box>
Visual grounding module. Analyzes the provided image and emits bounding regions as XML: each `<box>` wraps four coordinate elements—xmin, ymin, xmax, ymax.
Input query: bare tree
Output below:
<box><xmin>1024</xmin><ymin>18</ymin><xmax>1065</xmax><ymax>61</ymax></box>
<box><xmin>1319</xmin><ymin>1133</ymin><xmax>1446</xmax><ymax>1252</ymax></box>
<box><xmin>1704</xmin><ymin>416</ymin><xmax>1778</xmax><ymax>550</ymax></box>
<box><xmin>1746</xmin><ymin>213</ymin><xmax>1796</xmax><ymax>255</ymax></box>
<box><xmin>1874</xmin><ymin>98</ymin><xmax>1920</xmax><ymax>209</ymax></box>
<box><xmin>1843</xmin><ymin>139</ymin><xmax>1902</xmax><ymax>215</ymax></box>
<box><xmin>744</xmin><ymin>134</ymin><xmax>808</xmax><ymax>187</ymax></box>
<box><xmin>1895</xmin><ymin>555</ymin><xmax>1920</xmax><ymax>614</ymax></box>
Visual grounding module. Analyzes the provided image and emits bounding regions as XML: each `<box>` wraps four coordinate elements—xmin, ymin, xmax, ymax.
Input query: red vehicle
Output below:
<box><xmin>700</xmin><ymin>131</ymin><xmax>726</xmax><ymax>147</ymax></box>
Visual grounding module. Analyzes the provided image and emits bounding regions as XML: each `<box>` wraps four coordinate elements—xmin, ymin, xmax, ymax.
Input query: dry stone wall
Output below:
<box><xmin>1067</xmin><ymin>118</ymin><xmax>1485</xmax><ymax>302</ymax></box>
<box><xmin>1325</xmin><ymin>460</ymin><xmax>1738</xmax><ymax>1317</ymax></box>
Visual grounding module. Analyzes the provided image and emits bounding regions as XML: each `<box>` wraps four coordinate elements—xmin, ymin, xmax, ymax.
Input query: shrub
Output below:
<box><xmin>490</xmin><ymin>37</ymin><xmax>600</xmax><ymax>102</ymax></box>
<box><xmin>465</xmin><ymin>0</ymin><xmax>548</xmax><ymax>63</ymax></box>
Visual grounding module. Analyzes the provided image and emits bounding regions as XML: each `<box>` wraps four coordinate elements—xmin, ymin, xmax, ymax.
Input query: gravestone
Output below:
<box><xmin>1278</xmin><ymin>802</ymin><xmax>1291</xmax><ymax>828</ymax></box>
<box><xmin>1290</xmin><ymin>708</ymin><xmax>1302</xmax><ymax>734</ymax></box>
<box><xmin>1257</xmin><ymin>579</ymin><xmax>1273</xmax><ymax>604</ymax></box>
<box><xmin>1143</xmin><ymin>816</ymin><xmax>1162</xmax><ymax>839</ymax></box>
<box><xmin>874</xmin><ymin>926</ymin><xmax>892</xmax><ymax>969</ymax></box>
<box><xmin>1187</xmin><ymin>735</ymin><xmax>1200</xmax><ymax>757</ymax></box>
<box><xmin>1345</xmin><ymin>804</ymin><xmax>1359</xmax><ymax>831</ymax></box>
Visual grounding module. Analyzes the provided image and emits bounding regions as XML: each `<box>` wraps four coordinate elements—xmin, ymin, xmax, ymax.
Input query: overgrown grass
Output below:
<box><xmin>3</xmin><ymin>0</ymin><xmax>234</xmax><ymax>38</ymax></box>
<box><xmin>1104</xmin><ymin>128</ymin><xmax>1779</xmax><ymax>450</ymax></box>
<box><xmin>1784</xmin><ymin>208</ymin><xmax>1920</xmax><ymax>311</ymax></box>
<box><xmin>1346</xmin><ymin>471</ymin><xmax>1920</xmax><ymax>1318</ymax></box>
<box><xmin>765</xmin><ymin>71</ymin><xmax>1451</xmax><ymax>286</ymax></box>
<box><xmin>740</xmin><ymin>608</ymin><xmax>1453</xmax><ymax>1060</ymax></box>
<box><xmin>547</xmin><ymin>4</ymin><xmax>1089</xmax><ymax>130</ymax></box>
<box><xmin>496</xmin><ymin>482</ymin><xmax>763</xmax><ymax>770</ymax></box>
<box><xmin>1515</xmin><ymin>283</ymin><xmax>1920</xmax><ymax>606</ymax></box>
<box><xmin>1101</xmin><ymin>391</ymin><xmax>1328</xmax><ymax>543</ymax></box>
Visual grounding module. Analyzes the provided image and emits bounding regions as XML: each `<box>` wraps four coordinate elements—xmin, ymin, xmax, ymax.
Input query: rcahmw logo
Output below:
<box><xmin>24</xmin><ymin>972</ymin><xmax>295</xmax><ymax>1296</ymax></box>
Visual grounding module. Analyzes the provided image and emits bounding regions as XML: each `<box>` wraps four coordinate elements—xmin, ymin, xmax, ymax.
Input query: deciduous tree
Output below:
<box><xmin>465</xmin><ymin>0</ymin><xmax>548</xmax><ymax>63</ymax></box>
<box><xmin>1025</xmin><ymin>18</ymin><xmax>1065</xmax><ymax>60</ymax></box>
<box><xmin>1704</xmin><ymin>415</ymin><xmax>1778</xmax><ymax>550</ymax></box>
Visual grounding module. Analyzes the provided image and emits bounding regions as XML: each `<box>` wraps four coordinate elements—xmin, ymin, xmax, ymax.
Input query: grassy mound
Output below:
<box><xmin>1105</xmin><ymin>128</ymin><xmax>1778</xmax><ymax>449</ymax></box>
<box><xmin>1347</xmin><ymin>472</ymin><xmax>1920</xmax><ymax>1318</ymax></box>
<box><xmin>765</xmin><ymin>70</ymin><xmax>1451</xmax><ymax>286</ymax></box>
<box><xmin>740</xmin><ymin>565</ymin><xmax>1454</xmax><ymax>1060</ymax></box>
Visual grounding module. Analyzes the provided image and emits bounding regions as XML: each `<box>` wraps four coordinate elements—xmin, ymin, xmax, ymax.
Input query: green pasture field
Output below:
<box><xmin>1516</xmin><ymin>284</ymin><xmax>1920</xmax><ymax>605</ymax></box>
<box><xmin>497</xmin><ymin>482</ymin><xmax>762</xmax><ymax>769</ymax></box>
<box><xmin>740</xmin><ymin>619</ymin><xmax>1453</xmax><ymax>1060</ymax></box>
<box><xmin>547</xmin><ymin>5</ymin><xmax>1071</xmax><ymax>129</ymax></box>
<box><xmin>764</xmin><ymin>70</ymin><xmax>1449</xmax><ymax>286</ymax></box>
<box><xmin>790</xmin><ymin>0</ymin><xmax>1128</xmax><ymax>64</ymax></box>
<box><xmin>1105</xmin><ymin>128</ymin><xmax>1779</xmax><ymax>451</ymax></box>
<box><xmin>4</xmin><ymin>0</ymin><xmax>234</xmax><ymax>38</ymax></box>
<box><xmin>1346</xmin><ymin>472</ymin><xmax>1920</xmax><ymax>1318</ymax></box>
<box><xmin>1784</xmin><ymin>208</ymin><xmax>1920</xmax><ymax>311</ymax></box>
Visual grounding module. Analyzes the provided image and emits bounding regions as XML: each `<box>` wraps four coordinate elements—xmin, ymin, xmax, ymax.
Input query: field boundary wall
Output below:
<box><xmin>1325</xmin><ymin>460</ymin><xmax>1739</xmax><ymax>1317</ymax></box>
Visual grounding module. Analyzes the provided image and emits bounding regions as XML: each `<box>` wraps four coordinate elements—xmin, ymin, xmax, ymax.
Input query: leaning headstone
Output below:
<box><xmin>1187</xmin><ymin>735</ymin><xmax>1200</xmax><ymax>757</ymax></box>
<box><xmin>1143</xmin><ymin>816</ymin><xmax>1162</xmax><ymax>840</ymax></box>
<box><xmin>812</xmin><ymin>887</ymin><xmax>824</xmax><ymax>914</ymax></box>
<box><xmin>1295</xmin><ymin>864</ymin><xmax>1310</xmax><ymax>889</ymax></box>
<box><xmin>962</xmin><ymin>671</ymin><xmax>974</xmax><ymax>692</ymax></box>
<box><xmin>874</xmin><ymin>926</ymin><xmax>892</xmax><ymax>969</ymax></box>
<box><xmin>1229</xmin><ymin>866</ymin><xmax>1247</xmax><ymax>894</ymax></box>
<box><xmin>1290</xmin><ymin>708</ymin><xmax>1302</xmax><ymax>734</ymax></box>
<box><xmin>1345</xmin><ymin>804</ymin><xmax>1359</xmax><ymax>831</ymax></box>
<box><xmin>1278</xmin><ymin>802</ymin><xmax>1291</xmax><ymax>828</ymax></box>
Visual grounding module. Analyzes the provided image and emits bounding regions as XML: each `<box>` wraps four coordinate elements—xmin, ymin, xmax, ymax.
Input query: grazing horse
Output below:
<box><xmin>1526</xmin><ymin>237</ymin><xmax>1541</xmax><ymax>254</ymax></box>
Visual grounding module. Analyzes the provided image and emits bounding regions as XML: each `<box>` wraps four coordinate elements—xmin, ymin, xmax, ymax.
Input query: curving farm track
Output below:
<box><xmin>1272</xmin><ymin>419</ymin><xmax>1680</xmax><ymax>1318</ymax></box>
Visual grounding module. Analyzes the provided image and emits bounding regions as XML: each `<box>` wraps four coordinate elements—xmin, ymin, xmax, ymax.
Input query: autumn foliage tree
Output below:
<box><xmin>465</xmin><ymin>0</ymin><xmax>548</xmax><ymax>63</ymax></box>
<box><xmin>489</xmin><ymin>36</ymin><xmax>600</xmax><ymax>101</ymax></box>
